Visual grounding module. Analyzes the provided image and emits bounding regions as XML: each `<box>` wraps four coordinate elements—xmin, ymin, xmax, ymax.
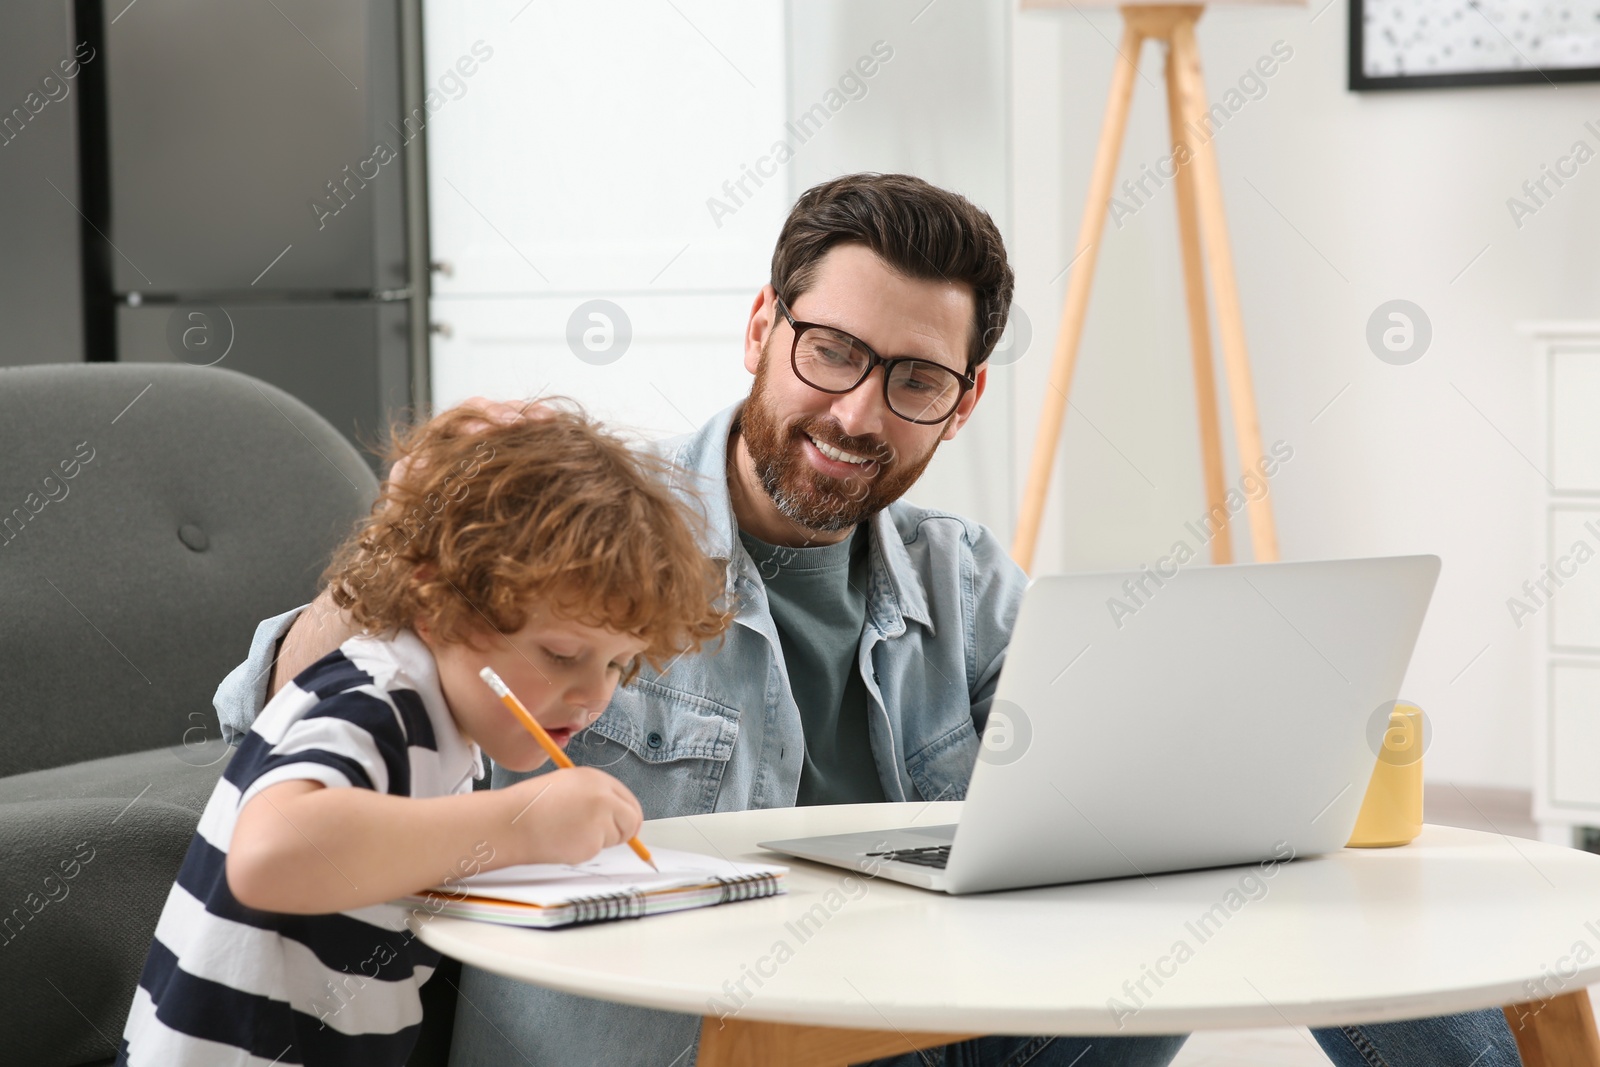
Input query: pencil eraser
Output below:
<box><xmin>478</xmin><ymin>667</ymin><xmax>510</xmax><ymax>697</ymax></box>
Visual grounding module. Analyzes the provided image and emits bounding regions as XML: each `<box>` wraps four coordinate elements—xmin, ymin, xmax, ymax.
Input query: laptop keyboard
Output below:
<box><xmin>866</xmin><ymin>845</ymin><xmax>951</xmax><ymax>869</ymax></box>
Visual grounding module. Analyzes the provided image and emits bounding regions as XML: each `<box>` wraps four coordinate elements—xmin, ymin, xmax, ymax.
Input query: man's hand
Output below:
<box><xmin>499</xmin><ymin>767</ymin><xmax>644</xmax><ymax>867</ymax></box>
<box><xmin>268</xmin><ymin>396</ymin><xmax>550</xmax><ymax>698</ymax></box>
<box><xmin>385</xmin><ymin>396</ymin><xmax>551</xmax><ymax>495</ymax></box>
<box><xmin>269</xmin><ymin>587</ymin><xmax>359</xmax><ymax>697</ymax></box>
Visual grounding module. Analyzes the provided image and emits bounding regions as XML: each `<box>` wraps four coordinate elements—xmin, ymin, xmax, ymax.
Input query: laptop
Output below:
<box><xmin>759</xmin><ymin>555</ymin><xmax>1440</xmax><ymax>895</ymax></box>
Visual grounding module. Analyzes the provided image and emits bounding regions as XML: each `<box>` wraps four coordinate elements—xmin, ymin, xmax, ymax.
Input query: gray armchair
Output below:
<box><xmin>0</xmin><ymin>363</ymin><xmax>387</xmax><ymax>1065</ymax></box>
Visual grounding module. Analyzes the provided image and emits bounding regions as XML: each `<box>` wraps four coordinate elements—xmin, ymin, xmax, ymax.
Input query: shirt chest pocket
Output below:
<box><xmin>572</xmin><ymin>679</ymin><xmax>739</xmax><ymax>818</ymax></box>
<box><xmin>903</xmin><ymin>716</ymin><xmax>980</xmax><ymax>803</ymax></box>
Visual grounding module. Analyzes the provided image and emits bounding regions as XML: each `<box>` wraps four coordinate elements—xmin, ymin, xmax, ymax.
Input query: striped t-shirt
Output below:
<box><xmin>116</xmin><ymin>630</ymin><xmax>484</xmax><ymax>1067</ymax></box>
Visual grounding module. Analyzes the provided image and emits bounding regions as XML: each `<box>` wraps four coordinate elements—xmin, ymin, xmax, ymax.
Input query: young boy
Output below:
<box><xmin>115</xmin><ymin>404</ymin><xmax>728</xmax><ymax>1066</ymax></box>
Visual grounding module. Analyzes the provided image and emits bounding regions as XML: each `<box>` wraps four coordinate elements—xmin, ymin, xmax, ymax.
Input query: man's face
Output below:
<box><xmin>738</xmin><ymin>243</ymin><xmax>987</xmax><ymax>534</ymax></box>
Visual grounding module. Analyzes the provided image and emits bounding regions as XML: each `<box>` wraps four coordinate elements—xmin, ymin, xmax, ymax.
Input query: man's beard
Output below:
<box><xmin>740</xmin><ymin>346</ymin><xmax>942</xmax><ymax>532</ymax></box>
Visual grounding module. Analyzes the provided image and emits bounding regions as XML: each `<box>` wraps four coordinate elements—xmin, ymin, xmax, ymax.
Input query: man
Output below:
<box><xmin>218</xmin><ymin>174</ymin><xmax>1520</xmax><ymax>1067</ymax></box>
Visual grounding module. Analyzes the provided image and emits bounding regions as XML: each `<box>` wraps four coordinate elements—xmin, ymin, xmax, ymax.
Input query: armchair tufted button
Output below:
<box><xmin>647</xmin><ymin>731</ymin><xmax>663</xmax><ymax>750</ymax></box>
<box><xmin>177</xmin><ymin>524</ymin><xmax>209</xmax><ymax>552</ymax></box>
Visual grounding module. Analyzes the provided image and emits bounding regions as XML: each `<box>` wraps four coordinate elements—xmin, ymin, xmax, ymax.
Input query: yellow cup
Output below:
<box><xmin>1346</xmin><ymin>703</ymin><xmax>1424</xmax><ymax>848</ymax></box>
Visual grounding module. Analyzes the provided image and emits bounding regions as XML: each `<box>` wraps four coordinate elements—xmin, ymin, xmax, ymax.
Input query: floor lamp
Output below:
<box><xmin>1012</xmin><ymin>1</ymin><xmax>1281</xmax><ymax>574</ymax></box>
<box><xmin>1012</xmin><ymin>6</ymin><xmax>1600</xmax><ymax>1060</ymax></box>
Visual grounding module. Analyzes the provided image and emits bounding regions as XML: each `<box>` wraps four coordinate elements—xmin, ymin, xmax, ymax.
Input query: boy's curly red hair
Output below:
<box><xmin>324</xmin><ymin>402</ymin><xmax>728</xmax><ymax>677</ymax></box>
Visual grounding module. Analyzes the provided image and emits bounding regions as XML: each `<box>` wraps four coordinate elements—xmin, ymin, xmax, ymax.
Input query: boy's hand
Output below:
<box><xmin>501</xmin><ymin>767</ymin><xmax>644</xmax><ymax>867</ymax></box>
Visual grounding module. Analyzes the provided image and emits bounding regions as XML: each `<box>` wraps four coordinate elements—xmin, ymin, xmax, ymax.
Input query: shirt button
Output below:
<box><xmin>647</xmin><ymin>731</ymin><xmax>663</xmax><ymax>749</ymax></box>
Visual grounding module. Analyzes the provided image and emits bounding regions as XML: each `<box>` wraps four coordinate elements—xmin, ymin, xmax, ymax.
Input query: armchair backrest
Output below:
<box><xmin>0</xmin><ymin>363</ymin><xmax>378</xmax><ymax>777</ymax></box>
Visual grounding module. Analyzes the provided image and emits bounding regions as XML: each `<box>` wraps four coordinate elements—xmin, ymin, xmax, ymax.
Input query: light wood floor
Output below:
<box><xmin>1170</xmin><ymin>784</ymin><xmax>1572</xmax><ymax>1066</ymax></box>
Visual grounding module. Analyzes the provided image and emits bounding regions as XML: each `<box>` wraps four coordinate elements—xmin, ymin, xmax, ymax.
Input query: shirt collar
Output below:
<box><xmin>867</xmin><ymin>505</ymin><xmax>933</xmax><ymax>634</ymax></box>
<box><xmin>660</xmin><ymin>401</ymin><xmax>742</xmax><ymax>566</ymax></box>
<box><xmin>374</xmin><ymin>629</ymin><xmax>486</xmax><ymax>785</ymax></box>
<box><xmin>662</xmin><ymin>402</ymin><xmax>933</xmax><ymax>634</ymax></box>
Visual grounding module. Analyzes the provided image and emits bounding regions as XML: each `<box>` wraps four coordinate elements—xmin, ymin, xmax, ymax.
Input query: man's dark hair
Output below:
<box><xmin>770</xmin><ymin>173</ymin><xmax>1015</xmax><ymax>371</ymax></box>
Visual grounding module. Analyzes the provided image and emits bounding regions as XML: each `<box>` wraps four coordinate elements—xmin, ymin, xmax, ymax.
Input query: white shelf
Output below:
<box><xmin>1522</xmin><ymin>322</ymin><xmax>1600</xmax><ymax>840</ymax></box>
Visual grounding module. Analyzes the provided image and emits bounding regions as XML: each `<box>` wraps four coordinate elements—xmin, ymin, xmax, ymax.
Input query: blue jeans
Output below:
<box><xmin>863</xmin><ymin>1008</ymin><xmax>1521</xmax><ymax>1067</ymax></box>
<box><xmin>860</xmin><ymin>1034</ymin><xmax>1185</xmax><ymax>1067</ymax></box>
<box><xmin>1313</xmin><ymin>1008</ymin><xmax>1521</xmax><ymax>1067</ymax></box>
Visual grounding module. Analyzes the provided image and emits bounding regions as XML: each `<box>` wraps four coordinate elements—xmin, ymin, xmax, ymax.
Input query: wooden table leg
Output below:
<box><xmin>697</xmin><ymin>1016</ymin><xmax>981</xmax><ymax>1067</ymax></box>
<box><xmin>1505</xmin><ymin>991</ymin><xmax>1600</xmax><ymax>1067</ymax></box>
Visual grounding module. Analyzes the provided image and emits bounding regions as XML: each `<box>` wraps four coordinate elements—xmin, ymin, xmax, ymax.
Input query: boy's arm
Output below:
<box><xmin>226</xmin><ymin>767</ymin><xmax>644</xmax><ymax>914</ymax></box>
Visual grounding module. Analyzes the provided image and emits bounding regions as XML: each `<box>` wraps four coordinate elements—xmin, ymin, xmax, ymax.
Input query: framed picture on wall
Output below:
<box><xmin>1351</xmin><ymin>0</ymin><xmax>1600</xmax><ymax>90</ymax></box>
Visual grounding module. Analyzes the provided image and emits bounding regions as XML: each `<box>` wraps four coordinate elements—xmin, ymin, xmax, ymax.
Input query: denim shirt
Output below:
<box><xmin>211</xmin><ymin>401</ymin><xmax>1028</xmax><ymax>1065</ymax></box>
<box><xmin>216</xmin><ymin>401</ymin><xmax>1026</xmax><ymax>812</ymax></box>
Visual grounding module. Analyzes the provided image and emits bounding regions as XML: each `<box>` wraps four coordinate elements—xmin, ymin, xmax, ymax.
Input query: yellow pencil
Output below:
<box><xmin>478</xmin><ymin>667</ymin><xmax>658</xmax><ymax>871</ymax></box>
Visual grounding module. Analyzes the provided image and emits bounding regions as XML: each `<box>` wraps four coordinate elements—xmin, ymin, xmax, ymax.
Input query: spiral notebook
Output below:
<box><xmin>404</xmin><ymin>845</ymin><xmax>788</xmax><ymax>929</ymax></box>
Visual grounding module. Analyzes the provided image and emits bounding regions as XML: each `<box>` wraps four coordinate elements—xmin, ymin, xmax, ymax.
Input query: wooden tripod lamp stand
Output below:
<box><xmin>1012</xmin><ymin>0</ymin><xmax>1285</xmax><ymax>574</ymax></box>
<box><xmin>1010</xmin><ymin>7</ymin><xmax>1600</xmax><ymax>1060</ymax></box>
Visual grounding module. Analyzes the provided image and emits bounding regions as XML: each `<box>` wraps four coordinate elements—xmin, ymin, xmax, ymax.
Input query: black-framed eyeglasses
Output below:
<box><xmin>775</xmin><ymin>295</ymin><xmax>976</xmax><ymax>425</ymax></box>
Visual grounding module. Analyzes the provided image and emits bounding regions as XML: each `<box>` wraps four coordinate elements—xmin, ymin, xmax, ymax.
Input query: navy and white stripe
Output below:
<box><xmin>116</xmin><ymin>630</ymin><xmax>483</xmax><ymax>1067</ymax></box>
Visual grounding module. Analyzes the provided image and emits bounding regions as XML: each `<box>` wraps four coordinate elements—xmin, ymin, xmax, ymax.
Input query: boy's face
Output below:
<box><xmin>421</xmin><ymin>604</ymin><xmax>649</xmax><ymax>772</ymax></box>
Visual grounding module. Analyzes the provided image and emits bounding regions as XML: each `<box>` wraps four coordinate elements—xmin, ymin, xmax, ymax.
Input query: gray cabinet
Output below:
<box><xmin>101</xmin><ymin>0</ymin><xmax>424</xmax><ymax>463</ymax></box>
<box><xmin>0</xmin><ymin>1</ymin><xmax>85</xmax><ymax>366</ymax></box>
<box><xmin>118</xmin><ymin>301</ymin><xmax>410</xmax><ymax>465</ymax></box>
<box><xmin>103</xmin><ymin>0</ymin><xmax>407</xmax><ymax>295</ymax></box>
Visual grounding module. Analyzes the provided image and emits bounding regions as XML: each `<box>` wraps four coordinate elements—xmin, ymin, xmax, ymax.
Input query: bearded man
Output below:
<box><xmin>218</xmin><ymin>173</ymin><xmax>1523</xmax><ymax>1067</ymax></box>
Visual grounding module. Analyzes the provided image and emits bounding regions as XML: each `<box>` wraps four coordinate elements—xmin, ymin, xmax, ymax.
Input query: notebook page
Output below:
<box><xmin>431</xmin><ymin>845</ymin><xmax>787</xmax><ymax>907</ymax></box>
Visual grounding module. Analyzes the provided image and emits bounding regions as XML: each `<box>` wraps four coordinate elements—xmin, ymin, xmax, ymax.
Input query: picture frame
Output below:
<box><xmin>1350</xmin><ymin>0</ymin><xmax>1600</xmax><ymax>90</ymax></box>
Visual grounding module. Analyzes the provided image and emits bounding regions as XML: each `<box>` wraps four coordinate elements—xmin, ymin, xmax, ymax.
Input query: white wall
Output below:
<box><xmin>1009</xmin><ymin>0</ymin><xmax>1600</xmax><ymax>789</ymax></box>
<box><xmin>422</xmin><ymin>0</ymin><xmax>785</xmax><ymax>437</ymax></box>
<box><xmin>783</xmin><ymin>0</ymin><xmax>1013</xmax><ymax>530</ymax></box>
<box><xmin>423</xmin><ymin>0</ymin><xmax>1014</xmax><ymax>501</ymax></box>
<box><xmin>423</xmin><ymin>0</ymin><xmax>1585</xmax><ymax>790</ymax></box>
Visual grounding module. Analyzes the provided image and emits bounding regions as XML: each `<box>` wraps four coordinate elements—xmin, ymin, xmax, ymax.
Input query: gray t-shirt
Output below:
<box><xmin>738</xmin><ymin>525</ymin><xmax>887</xmax><ymax>806</ymax></box>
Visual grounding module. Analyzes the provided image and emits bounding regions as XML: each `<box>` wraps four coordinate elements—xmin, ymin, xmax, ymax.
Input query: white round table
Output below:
<box><xmin>417</xmin><ymin>802</ymin><xmax>1600</xmax><ymax>1066</ymax></box>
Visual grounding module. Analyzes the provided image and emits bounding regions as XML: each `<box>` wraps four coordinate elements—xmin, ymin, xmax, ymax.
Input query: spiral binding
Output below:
<box><xmin>713</xmin><ymin>872</ymin><xmax>780</xmax><ymax>904</ymax></box>
<box><xmin>557</xmin><ymin>873</ymin><xmax>781</xmax><ymax>926</ymax></box>
<box><xmin>565</xmin><ymin>888</ymin><xmax>650</xmax><ymax>925</ymax></box>
<box><xmin>558</xmin><ymin>873</ymin><xmax>780</xmax><ymax>925</ymax></box>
